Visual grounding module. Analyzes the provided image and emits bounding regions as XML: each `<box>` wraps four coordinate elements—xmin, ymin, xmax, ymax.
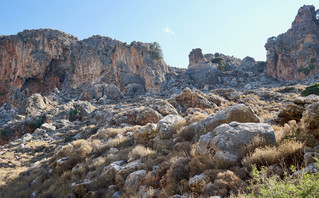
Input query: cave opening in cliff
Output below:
<box><xmin>44</xmin><ymin>59</ymin><xmax>68</xmax><ymax>83</ymax></box>
<box><xmin>20</xmin><ymin>78</ymin><xmax>42</xmax><ymax>97</ymax></box>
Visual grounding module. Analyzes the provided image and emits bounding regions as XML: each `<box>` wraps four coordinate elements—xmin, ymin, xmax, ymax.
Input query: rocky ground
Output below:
<box><xmin>1</xmin><ymin>79</ymin><xmax>319</xmax><ymax>197</ymax></box>
<box><xmin>1</xmin><ymin>4</ymin><xmax>319</xmax><ymax>198</ymax></box>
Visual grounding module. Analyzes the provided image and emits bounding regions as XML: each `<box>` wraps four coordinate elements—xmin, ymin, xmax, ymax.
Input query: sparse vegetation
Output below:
<box><xmin>149</xmin><ymin>42</ymin><xmax>163</xmax><ymax>60</ymax></box>
<box><xmin>239</xmin><ymin>163</ymin><xmax>319</xmax><ymax>198</ymax></box>
<box><xmin>301</xmin><ymin>82</ymin><xmax>319</xmax><ymax>96</ymax></box>
<box><xmin>69</xmin><ymin>108</ymin><xmax>82</xmax><ymax>121</ymax></box>
<box><xmin>211</xmin><ymin>57</ymin><xmax>228</xmax><ymax>71</ymax></box>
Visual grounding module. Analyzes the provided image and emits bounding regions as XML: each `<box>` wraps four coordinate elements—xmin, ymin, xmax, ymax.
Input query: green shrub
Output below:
<box><xmin>211</xmin><ymin>57</ymin><xmax>226</xmax><ymax>66</ymax></box>
<box><xmin>0</xmin><ymin>128</ymin><xmax>12</xmax><ymax>138</ymax></box>
<box><xmin>240</xmin><ymin>164</ymin><xmax>319</xmax><ymax>198</ymax></box>
<box><xmin>311</xmin><ymin>58</ymin><xmax>316</xmax><ymax>64</ymax></box>
<box><xmin>298</xmin><ymin>64</ymin><xmax>316</xmax><ymax>75</ymax></box>
<box><xmin>304</xmin><ymin>68</ymin><xmax>310</xmax><ymax>75</ymax></box>
<box><xmin>149</xmin><ymin>42</ymin><xmax>163</xmax><ymax>60</ymax></box>
<box><xmin>32</xmin><ymin>117</ymin><xmax>44</xmax><ymax>129</ymax></box>
<box><xmin>301</xmin><ymin>83</ymin><xmax>319</xmax><ymax>96</ymax></box>
<box><xmin>257</xmin><ymin>61</ymin><xmax>266</xmax><ymax>67</ymax></box>
<box><xmin>69</xmin><ymin>108</ymin><xmax>82</xmax><ymax>121</ymax></box>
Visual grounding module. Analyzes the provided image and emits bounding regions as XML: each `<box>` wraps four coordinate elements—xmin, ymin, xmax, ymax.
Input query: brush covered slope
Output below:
<box><xmin>1</xmin><ymin>4</ymin><xmax>319</xmax><ymax>198</ymax></box>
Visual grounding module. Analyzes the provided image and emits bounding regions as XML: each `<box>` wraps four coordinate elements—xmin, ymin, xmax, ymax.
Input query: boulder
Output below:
<box><xmin>301</xmin><ymin>102</ymin><xmax>319</xmax><ymax>137</ymax></box>
<box><xmin>103</xmin><ymin>160</ymin><xmax>125</xmax><ymax>180</ymax></box>
<box><xmin>277</xmin><ymin>102</ymin><xmax>304</xmax><ymax>124</ymax></box>
<box><xmin>171</xmin><ymin>87</ymin><xmax>216</xmax><ymax>111</ymax></box>
<box><xmin>72</xmin><ymin>101</ymin><xmax>96</xmax><ymax>118</ymax></box>
<box><xmin>124</xmin><ymin>170</ymin><xmax>147</xmax><ymax>194</ymax></box>
<box><xmin>134</xmin><ymin>123</ymin><xmax>157</xmax><ymax>144</ymax></box>
<box><xmin>156</xmin><ymin>115</ymin><xmax>185</xmax><ymax>139</ymax></box>
<box><xmin>196</xmin><ymin>132</ymin><xmax>214</xmax><ymax>156</ymax></box>
<box><xmin>188</xmin><ymin>174</ymin><xmax>210</xmax><ymax>193</ymax></box>
<box><xmin>18</xmin><ymin>93</ymin><xmax>49</xmax><ymax>115</ymax></box>
<box><xmin>304</xmin><ymin>152</ymin><xmax>319</xmax><ymax>165</ymax></box>
<box><xmin>210</xmin><ymin>122</ymin><xmax>276</xmax><ymax>165</ymax></box>
<box><xmin>40</xmin><ymin>123</ymin><xmax>56</xmax><ymax>131</ymax></box>
<box><xmin>81</xmin><ymin>84</ymin><xmax>122</xmax><ymax>101</ymax></box>
<box><xmin>151</xmin><ymin>100</ymin><xmax>178</xmax><ymax>115</ymax></box>
<box><xmin>241</xmin><ymin>56</ymin><xmax>256</xmax><ymax>68</ymax></box>
<box><xmin>211</xmin><ymin>88</ymin><xmax>240</xmax><ymax>101</ymax></box>
<box><xmin>114</xmin><ymin>107</ymin><xmax>162</xmax><ymax>126</ymax></box>
<box><xmin>181</xmin><ymin>104</ymin><xmax>260</xmax><ymax>141</ymax></box>
<box><xmin>125</xmin><ymin>83</ymin><xmax>146</xmax><ymax>96</ymax></box>
<box><xmin>104</xmin><ymin>84</ymin><xmax>123</xmax><ymax>100</ymax></box>
<box><xmin>293</xmin><ymin>163</ymin><xmax>319</xmax><ymax>176</ymax></box>
<box><xmin>208</xmin><ymin>93</ymin><xmax>225</xmax><ymax>106</ymax></box>
<box><xmin>293</xmin><ymin>94</ymin><xmax>319</xmax><ymax>105</ymax></box>
<box><xmin>115</xmin><ymin>160</ymin><xmax>145</xmax><ymax>185</ymax></box>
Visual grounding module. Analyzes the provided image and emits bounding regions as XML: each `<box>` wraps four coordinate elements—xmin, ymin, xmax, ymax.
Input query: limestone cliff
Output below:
<box><xmin>265</xmin><ymin>5</ymin><xmax>319</xmax><ymax>80</ymax></box>
<box><xmin>0</xmin><ymin>29</ymin><xmax>168</xmax><ymax>105</ymax></box>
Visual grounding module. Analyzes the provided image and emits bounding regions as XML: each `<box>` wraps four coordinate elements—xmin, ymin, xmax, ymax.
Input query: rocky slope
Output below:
<box><xmin>1</xmin><ymin>4</ymin><xmax>319</xmax><ymax>198</ymax></box>
<box><xmin>265</xmin><ymin>5</ymin><xmax>319</xmax><ymax>80</ymax></box>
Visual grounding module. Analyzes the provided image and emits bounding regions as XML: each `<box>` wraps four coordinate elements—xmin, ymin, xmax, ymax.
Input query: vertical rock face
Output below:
<box><xmin>265</xmin><ymin>5</ymin><xmax>319</xmax><ymax>80</ymax></box>
<box><xmin>0</xmin><ymin>29</ymin><xmax>168</xmax><ymax>105</ymax></box>
<box><xmin>0</xmin><ymin>29</ymin><xmax>77</xmax><ymax>105</ymax></box>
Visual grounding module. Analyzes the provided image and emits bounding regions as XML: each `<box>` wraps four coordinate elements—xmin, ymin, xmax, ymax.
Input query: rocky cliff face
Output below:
<box><xmin>265</xmin><ymin>5</ymin><xmax>319</xmax><ymax>80</ymax></box>
<box><xmin>0</xmin><ymin>29</ymin><xmax>167</xmax><ymax>106</ymax></box>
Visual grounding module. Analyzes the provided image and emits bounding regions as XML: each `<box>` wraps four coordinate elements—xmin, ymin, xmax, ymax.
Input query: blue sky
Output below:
<box><xmin>1</xmin><ymin>0</ymin><xmax>319</xmax><ymax>68</ymax></box>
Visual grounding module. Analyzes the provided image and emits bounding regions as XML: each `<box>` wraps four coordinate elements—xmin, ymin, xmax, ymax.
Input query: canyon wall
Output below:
<box><xmin>0</xmin><ymin>29</ymin><xmax>167</xmax><ymax>105</ymax></box>
<box><xmin>265</xmin><ymin>5</ymin><xmax>319</xmax><ymax>80</ymax></box>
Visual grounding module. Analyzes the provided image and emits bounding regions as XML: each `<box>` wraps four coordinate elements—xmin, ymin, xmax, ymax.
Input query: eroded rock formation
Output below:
<box><xmin>265</xmin><ymin>5</ymin><xmax>319</xmax><ymax>80</ymax></box>
<box><xmin>0</xmin><ymin>29</ymin><xmax>168</xmax><ymax>106</ymax></box>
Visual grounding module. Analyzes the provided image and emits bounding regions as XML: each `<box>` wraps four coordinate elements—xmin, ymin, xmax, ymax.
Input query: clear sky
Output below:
<box><xmin>1</xmin><ymin>0</ymin><xmax>319</xmax><ymax>68</ymax></box>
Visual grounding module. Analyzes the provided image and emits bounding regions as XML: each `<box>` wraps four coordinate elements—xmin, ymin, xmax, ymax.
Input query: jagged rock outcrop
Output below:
<box><xmin>0</xmin><ymin>29</ymin><xmax>168</xmax><ymax>106</ymax></box>
<box><xmin>188</xmin><ymin>48</ymin><xmax>207</xmax><ymax>68</ymax></box>
<box><xmin>265</xmin><ymin>5</ymin><xmax>319</xmax><ymax>80</ymax></box>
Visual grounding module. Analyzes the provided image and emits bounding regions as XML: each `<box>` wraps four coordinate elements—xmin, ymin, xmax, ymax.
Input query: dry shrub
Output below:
<box><xmin>242</xmin><ymin>139</ymin><xmax>304</xmax><ymax>170</ymax></box>
<box><xmin>160</xmin><ymin>157</ymin><xmax>191</xmax><ymax>197</ymax></box>
<box><xmin>53</xmin><ymin>139</ymin><xmax>93</xmax><ymax>173</ymax></box>
<box><xmin>189</xmin><ymin>144</ymin><xmax>214</xmax><ymax>176</ymax></box>
<box><xmin>91</xmin><ymin>127</ymin><xmax>126</xmax><ymax>139</ymax></box>
<box><xmin>171</xmin><ymin>119</ymin><xmax>187</xmax><ymax>134</ymax></box>
<box><xmin>105</xmin><ymin>136</ymin><xmax>133</xmax><ymax>148</ymax></box>
<box><xmin>242</xmin><ymin>135</ymin><xmax>269</xmax><ymax>158</ymax></box>
<box><xmin>168</xmin><ymin>157</ymin><xmax>191</xmax><ymax>182</ymax></box>
<box><xmin>186</xmin><ymin>112</ymin><xmax>209</xmax><ymax>125</ymax></box>
<box><xmin>275</xmin><ymin>120</ymin><xmax>316</xmax><ymax>147</ymax></box>
<box><xmin>104</xmin><ymin>147</ymin><xmax>131</xmax><ymax>166</ymax></box>
<box><xmin>203</xmin><ymin>170</ymin><xmax>244</xmax><ymax>197</ymax></box>
<box><xmin>128</xmin><ymin>145</ymin><xmax>156</xmax><ymax>160</ymax></box>
<box><xmin>134</xmin><ymin>124</ymin><xmax>157</xmax><ymax>144</ymax></box>
<box><xmin>276</xmin><ymin>139</ymin><xmax>304</xmax><ymax>167</ymax></box>
<box><xmin>189</xmin><ymin>155</ymin><xmax>215</xmax><ymax>176</ymax></box>
<box><xmin>177</xmin><ymin>125</ymin><xmax>196</xmax><ymax>142</ymax></box>
<box><xmin>171</xmin><ymin>141</ymin><xmax>192</xmax><ymax>157</ymax></box>
<box><xmin>242</xmin><ymin>146</ymin><xmax>278</xmax><ymax>169</ymax></box>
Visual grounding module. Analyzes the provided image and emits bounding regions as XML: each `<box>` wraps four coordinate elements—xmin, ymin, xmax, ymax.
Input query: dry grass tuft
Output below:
<box><xmin>185</xmin><ymin>112</ymin><xmax>209</xmax><ymax>125</ymax></box>
<box><xmin>203</xmin><ymin>170</ymin><xmax>244</xmax><ymax>197</ymax></box>
<box><xmin>128</xmin><ymin>145</ymin><xmax>156</xmax><ymax>160</ymax></box>
<box><xmin>91</xmin><ymin>127</ymin><xmax>126</xmax><ymax>139</ymax></box>
<box><xmin>242</xmin><ymin>139</ymin><xmax>304</xmax><ymax>170</ymax></box>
